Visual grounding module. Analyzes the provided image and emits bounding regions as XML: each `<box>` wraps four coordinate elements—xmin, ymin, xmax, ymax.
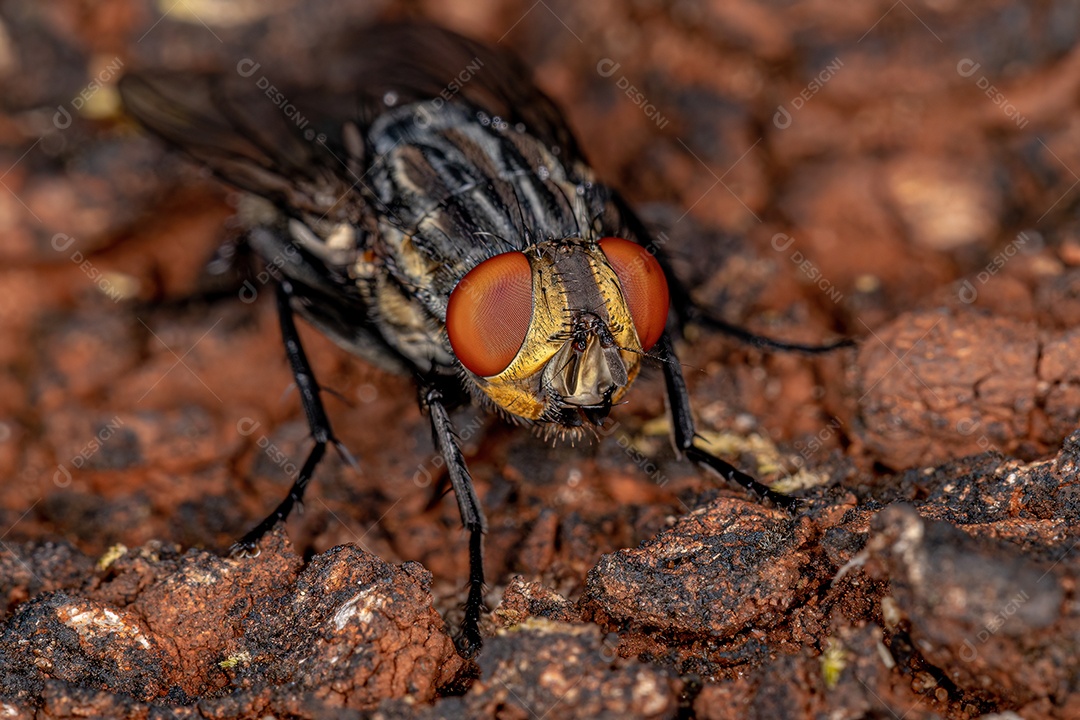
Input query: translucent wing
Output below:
<box><xmin>119</xmin><ymin>22</ymin><xmax>585</xmax><ymax>188</ymax></box>
<box><xmin>118</xmin><ymin>71</ymin><xmax>352</xmax><ymax>213</ymax></box>
<box><xmin>336</xmin><ymin>22</ymin><xmax>584</xmax><ymax>165</ymax></box>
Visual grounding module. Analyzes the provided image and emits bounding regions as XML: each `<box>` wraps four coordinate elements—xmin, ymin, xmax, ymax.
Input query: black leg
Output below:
<box><xmin>687</xmin><ymin>310</ymin><xmax>855</xmax><ymax>354</ymax></box>
<box><xmin>658</xmin><ymin>333</ymin><xmax>799</xmax><ymax>510</ymax></box>
<box><xmin>612</xmin><ymin>195</ymin><xmax>852</xmax><ymax>355</ymax></box>
<box><xmin>424</xmin><ymin>385</ymin><xmax>487</xmax><ymax>658</ymax></box>
<box><xmin>230</xmin><ymin>280</ymin><xmax>347</xmax><ymax>555</ymax></box>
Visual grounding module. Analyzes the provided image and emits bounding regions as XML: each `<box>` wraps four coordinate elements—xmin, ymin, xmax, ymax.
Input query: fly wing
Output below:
<box><xmin>119</xmin><ymin>21</ymin><xmax>586</xmax><ymax>215</ymax></box>
<box><xmin>117</xmin><ymin>71</ymin><xmax>357</xmax><ymax>214</ymax></box>
<box><xmin>337</xmin><ymin>22</ymin><xmax>585</xmax><ymax>165</ymax></box>
<box><xmin>120</xmin><ymin>70</ymin><xmax>408</xmax><ymax>367</ymax></box>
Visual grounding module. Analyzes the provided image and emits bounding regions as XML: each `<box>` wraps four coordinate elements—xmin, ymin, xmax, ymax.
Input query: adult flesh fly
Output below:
<box><xmin>118</xmin><ymin>22</ymin><xmax>849</xmax><ymax>657</ymax></box>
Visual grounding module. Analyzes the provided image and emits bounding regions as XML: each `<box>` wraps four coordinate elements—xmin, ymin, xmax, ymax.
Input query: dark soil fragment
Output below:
<box><xmin>692</xmin><ymin>622</ymin><xmax>950</xmax><ymax>720</ymax></box>
<box><xmin>580</xmin><ymin>498</ymin><xmax>826</xmax><ymax>669</ymax></box>
<box><xmin>226</xmin><ymin>543</ymin><xmax>464</xmax><ymax>709</ymax></box>
<box><xmin>855</xmin><ymin>309</ymin><xmax>1041</xmax><ymax>469</ymax></box>
<box><xmin>450</xmin><ymin>620</ymin><xmax>678</xmax><ymax>719</ymax></box>
<box><xmin>0</xmin><ymin>530</ymin><xmax>464</xmax><ymax>715</ymax></box>
<box><xmin>494</xmin><ymin>576</ymin><xmax>582</xmax><ymax>626</ymax></box>
<box><xmin>864</xmin><ymin>503</ymin><xmax>1078</xmax><ymax>709</ymax></box>
<box><xmin>0</xmin><ymin>540</ymin><xmax>94</xmax><ymax>616</ymax></box>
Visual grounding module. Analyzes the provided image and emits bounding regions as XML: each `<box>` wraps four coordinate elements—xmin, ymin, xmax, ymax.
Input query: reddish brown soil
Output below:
<box><xmin>1</xmin><ymin>1</ymin><xmax>1079</xmax><ymax>718</ymax></box>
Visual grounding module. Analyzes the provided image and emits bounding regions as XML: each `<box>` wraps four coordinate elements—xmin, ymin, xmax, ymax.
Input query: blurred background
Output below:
<box><xmin>1</xmin><ymin>0</ymin><xmax>1078</xmax><ymax>614</ymax></box>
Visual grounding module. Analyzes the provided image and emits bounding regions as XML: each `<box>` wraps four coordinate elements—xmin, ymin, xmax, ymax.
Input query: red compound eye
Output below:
<box><xmin>599</xmin><ymin>237</ymin><xmax>669</xmax><ymax>351</ymax></box>
<box><xmin>446</xmin><ymin>251</ymin><xmax>533</xmax><ymax>376</ymax></box>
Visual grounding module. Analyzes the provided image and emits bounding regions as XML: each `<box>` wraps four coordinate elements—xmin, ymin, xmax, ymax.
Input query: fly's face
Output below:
<box><xmin>445</xmin><ymin>236</ymin><xmax>669</xmax><ymax>429</ymax></box>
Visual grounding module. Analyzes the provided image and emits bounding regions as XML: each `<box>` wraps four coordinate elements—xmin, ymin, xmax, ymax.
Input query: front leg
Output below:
<box><xmin>231</xmin><ymin>279</ymin><xmax>351</xmax><ymax>555</ymax></box>
<box><xmin>657</xmin><ymin>333</ymin><xmax>798</xmax><ymax>510</ymax></box>
<box><xmin>424</xmin><ymin>384</ymin><xmax>487</xmax><ymax>658</ymax></box>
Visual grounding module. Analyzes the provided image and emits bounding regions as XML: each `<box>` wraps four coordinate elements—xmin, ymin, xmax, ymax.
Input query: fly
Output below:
<box><xmin>118</xmin><ymin>22</ymin><xmax>850</xmax><ymax>657</ymax></box>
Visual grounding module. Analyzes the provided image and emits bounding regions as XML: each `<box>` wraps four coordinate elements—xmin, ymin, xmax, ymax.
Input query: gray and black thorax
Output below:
<box><xmin>267</xmin><ymin>100</ymin><xmax>615</xmax><ymax>377</ymax></box>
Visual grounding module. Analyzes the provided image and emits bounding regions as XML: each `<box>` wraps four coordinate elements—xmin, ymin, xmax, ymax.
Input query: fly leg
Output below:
<box><xmin>423</xmin><ymin>384</ymin><xmax>487</xmax><ymax>658</ymax></box>
<box><xmin>682</xmin><ymin>310</ymin><xmax>854</xmax><ymax>354</ymax></box>
<box><xmin>658</xmin><ymin>333</ymin><xmax>799</xmax><ymax>510</ymax></box>
<box><xmin>615</xmin><ymin>199</ymin><xmax>852</xmax><ymax>355</ymax></box>
<box><xmin>230</xmin><ymin>279</ymin><xmax>350</xmax><ymax>555</ymax></box>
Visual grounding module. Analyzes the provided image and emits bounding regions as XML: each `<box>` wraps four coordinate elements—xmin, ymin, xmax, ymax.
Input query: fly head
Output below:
<box><xmin>445</xmin><ymin>236</ymin><xmax>669</xmax><ymax>434</ymax></box>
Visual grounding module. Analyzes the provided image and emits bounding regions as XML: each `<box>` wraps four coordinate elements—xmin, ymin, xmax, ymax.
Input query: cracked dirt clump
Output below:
<box><xmin>854</xmin><ymin>308</ymin><xmax>1080</xmax><ymax>469</ymax></box>
<box><xmin>413</xmin><ymin>619</ymin><xmax>680</xmax><ymax>720</ymax></box>
<box><xmin>579</xmin><ymin>498</ymin><xmax>825</xmax><ymax>667</ymax></box>
<box><xmin>0</xmin><ymin>531</ymin><xmax>465</xmax><ymax>715</ymax></box>
<box><xmin>863</xmin><ymin>504</ymin><xmax>1076</xmax><ymax>709</ymax></box>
